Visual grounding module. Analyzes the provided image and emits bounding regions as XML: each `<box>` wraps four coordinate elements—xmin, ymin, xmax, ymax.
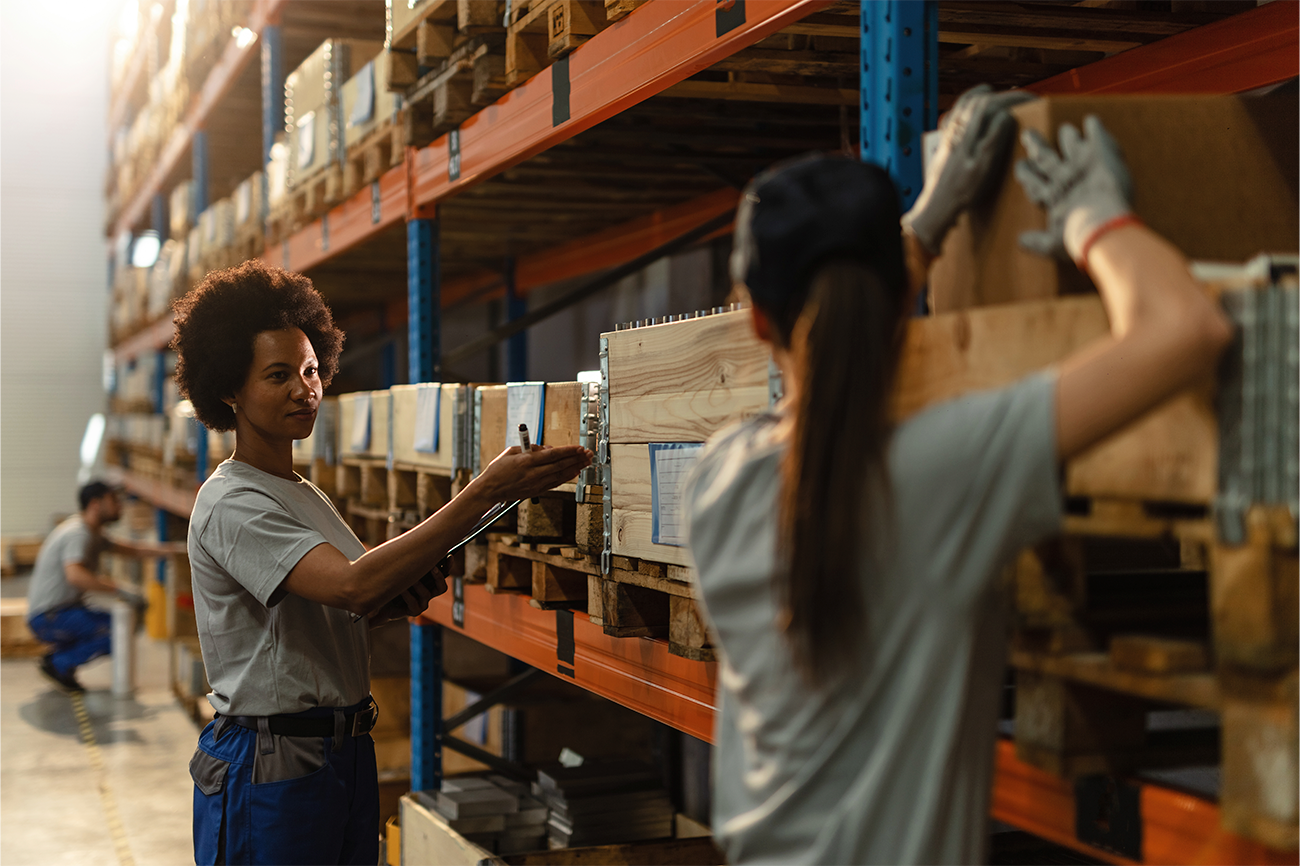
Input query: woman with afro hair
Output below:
<box><xmin>173</xmin><ymin>261</ymin><xmax>590</xmax><ymax>865</ymax></box>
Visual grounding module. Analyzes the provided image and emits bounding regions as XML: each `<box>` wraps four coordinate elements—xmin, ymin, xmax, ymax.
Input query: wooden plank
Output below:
<box><xmin>600</xmin><ymin>579</ymin><xmax>669</xmax><ymax>638</ymax></box>
<box><xmin>543</xmin><ymin>381</ymin><xmax>582</xmax><ymax>446</ymax></box>
<box><xmin>1221</xmin><ymin>678</ymin><xmax>1299</xmax><ymax>850</ymax></box>
<box><xmin>496</xmin><ymin>835</ymin><xmax>724</xmax><ymax>865</ymax></box>
<box><xmin>605</xmin><ymin>311</ymin><xmax>767</xmax><ymax>399</ymax></box>
<box><xmin>609</xmin><ymin>387</ymin><xmax>768</xmax><ymax>444</ymax></box>
<box><xmin>1110</xmin><ymin>635</ymin><xmax>1209</xmax><ymax>675</ymax></box>
<box><xmin>1010</xmin><ymin>649</ymin><xmax>1221</xmax><ymax>710</ymax></box>
<box><xmin>477</xmin><ymin>385</ymin><xmax>509</xmax><ymax>472</ymax></box>
<box><xmin>531</xmin><ymin>559</ymin><xmax>588</xmax><ymax>605</ymax></box>
<box><xmin>612</xmin><ymin>509</ymin><xmax>692</xmax><ymax>568</ymax></box>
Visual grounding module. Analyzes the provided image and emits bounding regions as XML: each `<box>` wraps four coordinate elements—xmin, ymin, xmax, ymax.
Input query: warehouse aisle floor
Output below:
<box><xmin>1</xmin><ymin>616</ymin><xmax>199</xmax><ymax>866</ymax></box>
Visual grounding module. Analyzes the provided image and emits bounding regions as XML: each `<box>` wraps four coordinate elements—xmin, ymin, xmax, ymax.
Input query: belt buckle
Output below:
<box><xmin>350</xmin><ymin>701</ymin><xmax>379</xmax><ymax>736</ymax></box>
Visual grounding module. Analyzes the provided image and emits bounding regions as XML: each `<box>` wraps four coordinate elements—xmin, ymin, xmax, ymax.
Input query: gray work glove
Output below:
<box><xmin>1015</xmin><ymin>115</ymin><xmax>1133</xmax><ymax>264</ymax></box>
<box><xmin>902</xmin><ymin>85</ymin><xmax>1035</xmax><ymax>255</ymax></box>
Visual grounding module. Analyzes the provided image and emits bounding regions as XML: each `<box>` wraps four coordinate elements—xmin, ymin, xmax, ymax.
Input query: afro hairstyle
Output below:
<box><xmin>170</xmin><ymin>260</ymin><xmax>344</xmax><ymax>432</ymax></box>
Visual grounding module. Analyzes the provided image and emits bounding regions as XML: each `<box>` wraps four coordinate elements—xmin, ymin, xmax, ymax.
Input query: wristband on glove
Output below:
<box><xmin>1075</xmin><ymin>213</ymin><xmax>1143</xmax><ymax>271</ymax></box>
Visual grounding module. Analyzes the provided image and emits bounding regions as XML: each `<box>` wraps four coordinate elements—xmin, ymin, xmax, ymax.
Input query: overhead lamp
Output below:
<box><xmin>231</xmin><ymin>26</ymin><xmax>257</xmax><ymax>49</ymax></box>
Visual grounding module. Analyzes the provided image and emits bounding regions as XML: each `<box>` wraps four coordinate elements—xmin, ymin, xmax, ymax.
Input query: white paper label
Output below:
<box><xmin>505</xmin><ymin>382</ymin><xmax>546</xmax><ymax>449</ymax></box>
<box><xmin>413</xmin><ymin>383</ymin><xmax>441</xmax><ymax>453</ymax></box>
<box><xmin>348</xmin><ymin>392</ymin><xmax>371</xmax><ymax>452</ymax></box>
<box><xmin>297</xmin><ymin>110</ymin><xmax>316</xmax><ymax>169</ymax></box>
<box><xmin>649</xmin><ymin>443</ymin><xmax>704</xmax><ymax>547</ymax></box>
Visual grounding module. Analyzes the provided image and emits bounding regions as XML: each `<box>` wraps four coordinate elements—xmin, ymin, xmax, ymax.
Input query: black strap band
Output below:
<box><xmin>221</xmin><ymin>700</ymin><xmax>378</xmax><ymax>739</ymax></box>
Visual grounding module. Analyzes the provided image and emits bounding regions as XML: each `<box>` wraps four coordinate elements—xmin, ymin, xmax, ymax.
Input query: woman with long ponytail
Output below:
<box><xmin>685</xmin><ymin>87</ymin><xmax>1232</xmax><ymax>864</ymax></box>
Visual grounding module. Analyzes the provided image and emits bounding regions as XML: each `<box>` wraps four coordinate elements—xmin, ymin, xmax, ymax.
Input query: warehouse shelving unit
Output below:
<box><xmin>102</xmin><ymin>1</ymin><xmax>1299</xmax><ymax>862</ymax></box>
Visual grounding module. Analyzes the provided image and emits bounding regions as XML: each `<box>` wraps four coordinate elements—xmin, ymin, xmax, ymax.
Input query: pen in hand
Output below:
<box><xmin>518</xmin><ymin>424</ymin><xmax>539</xmax><ymax>504</ymax></box>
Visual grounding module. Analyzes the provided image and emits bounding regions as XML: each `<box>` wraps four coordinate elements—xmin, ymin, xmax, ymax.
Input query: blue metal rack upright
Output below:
<box><xmin>860</xmin><ymin>0</ymin><xmax>938</xmax><ymax>212</ymax></box>
<box><xmin>407</xmin><ymin>214</ymin><xmax>444</xmax><ymax>793</ymax></box>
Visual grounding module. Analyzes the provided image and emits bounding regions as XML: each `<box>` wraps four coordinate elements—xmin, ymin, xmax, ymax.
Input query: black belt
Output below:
<box><xmin>220</xmin><ymin>700</ymin><xmax>379</xmax><ymax>738</ymax></box>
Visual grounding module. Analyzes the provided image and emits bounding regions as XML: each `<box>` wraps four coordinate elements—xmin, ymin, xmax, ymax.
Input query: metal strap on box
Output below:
<box><xmin>472</xmin><ymin>387</ymin><xmax>484</xmax><ymax>480</ymax></box>
<box><xmin>599</xmin><ymin>336</ymin><xmax>612</xmax><ymax>576</ymax></box>
<box><xmin>1215</xmin><ymin>255</ymin><xmax>1299</xmax><ymax>543</ymax></box>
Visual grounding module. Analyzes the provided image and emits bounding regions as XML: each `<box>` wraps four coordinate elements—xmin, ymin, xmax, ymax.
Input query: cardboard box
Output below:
<box><xmin>390</xmin><ymin>383</ymin><xmax>457</xmax><ymax>470</ymax></box>
<box><xmin>286</xmin><ymin>39</ymin><xmax>384</xmax><ymax>186</ymax></box>
<box><xmin>338</xmin><ymin>390</ymin><xmax>391</xmax><ymax>460</ymax></box>
<box><xmin>930</xmin><ymin>94</ymin><xmax>1299</xmax><ymax>312</ymax></box>
<box><xmin>342</xmin><ymin>57</ymin><xmax>399</xmax><ymax>149</ymax></box>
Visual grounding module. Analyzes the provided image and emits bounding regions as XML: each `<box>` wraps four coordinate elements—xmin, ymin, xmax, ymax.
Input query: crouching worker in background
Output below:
<box><xmin>171</xmin><ymin>260</ymin><xmax>591</xmax><ymax>866</ymax></box>
<box><xmin>27</xmin><ymin>481</ymin><xmax>181</xmax><ymax>692</ymax></box>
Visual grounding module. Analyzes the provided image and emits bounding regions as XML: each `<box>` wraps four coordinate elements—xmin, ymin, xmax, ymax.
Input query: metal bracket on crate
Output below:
<box><xmin>1214</xmin><ymin>255</ymin><xmax>1299</xmax><ymax>544</ymax></box>
<box><xmin>451</xmin><ymin>385</ymin><xmax>469</xmax><ymax>474</ymax></box>
<box><xmin>575</xmin><ymin>381</ymin><xmax>600</xmax><ymax>502</ymax></box>
<box><xmin>599</xmin><ymin>337</ymin><xmax>612</xmax><ymax>577</ymax></box>
<box><xmin>768</xmin><ymin>357</ymin><xmax>784</xmax><ymax>407</ymax></box>
<box><xmin>472</xmin><ymin>387</ymin><xmax>484</xmax><ymax>479</ymax></box>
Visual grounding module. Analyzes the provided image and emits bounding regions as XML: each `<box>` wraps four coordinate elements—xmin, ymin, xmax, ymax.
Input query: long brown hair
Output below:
<box><xmin>773</xmin><ymin>259</ymin><xmax>905</xmax><ymax>685</ymax></box>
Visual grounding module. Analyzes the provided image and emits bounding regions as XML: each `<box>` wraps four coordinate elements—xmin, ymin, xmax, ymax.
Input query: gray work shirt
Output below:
<box><xmin>685</xmin><ymin>372</ymin><xmax>1062</xmax><ymax>865</ymax></box>
<box><xmin>188</xmin><ymin>460</ymin><xmax>370</xmax><ymax>717</ymax></box>
<box><xmin>27</xmin><ymin>515</ymin><xmax>105</xmax><ymax>618</ymax></box>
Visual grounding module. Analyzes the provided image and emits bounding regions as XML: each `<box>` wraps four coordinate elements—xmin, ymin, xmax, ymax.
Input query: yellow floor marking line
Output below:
<box><xmin>70</xmin><ymin>691</ymin><xmax>136</xmax><ymax>866</ymax></box>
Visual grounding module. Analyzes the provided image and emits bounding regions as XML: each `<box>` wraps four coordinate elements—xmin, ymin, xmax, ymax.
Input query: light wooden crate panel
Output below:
<box><xmin>292</xmin><ymin>396</ymin><xmax>338</xmax><ymax>464</ymax></box>
<box><xmin>892</xmin><ymin>295</ymin><xmax>1217</xmax><ymax>505</ymax></box>
<box><xmin>610</xmin><ymin>443</ymin><xmax>692</xmax><ymax>568</ymax></box>
<box><xmin>606</xmin><ymin>310</ymin><xmax>768</xmax><ymax>397</ymax></box>
<box><xmin>338</xmin><ymin>390</ymin><xmax>391</xmax><ymax>461</ymax></box>
<box><xmin>610</xmin><ymin>387</ymin><xmax>768</xmax><ymax>444</ymax></box>
<box><xmin>391</xmin><ymin>383</ymin><xmax>456</xmax><ymax>471</ymax></box>
<box><xmin>476</xmin><ymin>382</ymin><xmax>584</xmax><ymax>471</ymax></box>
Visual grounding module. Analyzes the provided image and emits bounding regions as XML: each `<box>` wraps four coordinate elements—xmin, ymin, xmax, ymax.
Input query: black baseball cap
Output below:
<box><xmin>730</xmin><ymin>154</ymin><xmax>906</xmax><ymax>328</ymax></box>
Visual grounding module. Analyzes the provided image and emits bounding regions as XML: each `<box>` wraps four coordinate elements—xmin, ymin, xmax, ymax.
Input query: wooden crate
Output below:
<box><xmin>338</xmin><ymin>390</ymin><xmax>392</xmax><ymax>461</ymax></box>
<box><xmin>0</xmin><ymin>598</ymin><xmax>47</xmax><ymax>658</ymax></box>
<box><xmin>391</xmin><ymin>384</ymin><xmax>457</xmax><ymax>471</ymax></box>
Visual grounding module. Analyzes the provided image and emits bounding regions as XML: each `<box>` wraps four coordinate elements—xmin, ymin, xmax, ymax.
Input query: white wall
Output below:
<box><xmin>1</xmin><ymin>0</ymin><xmax>115</xmax><ymax>534</ymax></box>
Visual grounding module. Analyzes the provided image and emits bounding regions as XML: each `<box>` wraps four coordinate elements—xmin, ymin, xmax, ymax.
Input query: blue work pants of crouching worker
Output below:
<box><xmin>189</xmin><ymin>698</ymin><xmax>380</xmax><ymax>866</ymax></box>
<box><xmin>27</xmin><ymin>604</ymin><xmax>111</xmax><ymax>676</ymax></box>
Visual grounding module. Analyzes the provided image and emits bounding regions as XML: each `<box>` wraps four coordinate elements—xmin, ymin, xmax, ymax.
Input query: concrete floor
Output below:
<box><xmin>1</xmin><ymin>590</ymin><xmax>199</xmax><ymax>866</ymax></box>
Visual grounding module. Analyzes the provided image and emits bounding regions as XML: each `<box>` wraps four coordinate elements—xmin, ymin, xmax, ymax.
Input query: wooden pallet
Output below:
<box><xmin>339</xmin><ymin>117</ymin><xmax>402</xmax><ymax>202</ymax></box>
<box><xmin>0</xmin><ymin>598</ymin><xmax>47</xmax><ymax>658</ymax></box>
<box><xmin>603</xmin><ymin>0</ymin><xmax>649</xmax><ymax>24</ymax></box>
<box><xmin>506</xmin><ymin>0</ymin><xmax>608</xmax><ymax>87</ymax></box>
<box><xmin>388</xmin><ymin>461</ymin><xmax>454</xmax><ymax>521</ymax></box>
<box><xmin>485</xmin><ymin>536</ymin><xmax>713</xmax><ymax>661</ymax></box>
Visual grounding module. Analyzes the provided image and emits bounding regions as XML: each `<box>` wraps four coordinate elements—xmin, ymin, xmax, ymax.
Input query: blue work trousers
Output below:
<box><xmin>190</xmin><ymin>699</ymin><xmax>380</xmax><ymax>865</ymax></box>
<box><xmin>28</xmin><ymin>604</ymin><xmax>111</xmax><ymax>675</ymax></box>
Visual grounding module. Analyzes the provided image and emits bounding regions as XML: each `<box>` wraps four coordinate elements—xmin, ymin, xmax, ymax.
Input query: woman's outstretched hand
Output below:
<box><xmin>472</xmin><ymin>443</ymin><xmax>593</xmax><ymax>504</ymax></box>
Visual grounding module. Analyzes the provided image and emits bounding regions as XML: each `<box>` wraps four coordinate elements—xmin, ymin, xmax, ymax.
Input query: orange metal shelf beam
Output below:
<box><xmin>418</xmin><ymin>581</ymin><xmax>1293</xmax><ymax>864</ymax></box>
<box><xmin>418</xmin><ymin>583</ymin><xmax>717</xmax><ymax>743</ymax></box>
<box><xmin>112</xmin><ymin>0</ymin><xmax>286</xmax><ymax>239</ymax></box>
<box><xmin>1028</xmin><ymin>1</ymin><xmax>1298</xmax><ymax>95</ymax></box>
<box><xmin>410</xmin><ymin>0</ymin><xmax>833</xmax><ymax>209</ymax></box>
<box><xmin>992</xmin><ymin>740</ymin><xmax>1296</xmax><ymax>866</ymax></box>
<box><xmin>104</xmin><ymin>466</ymin><xmax>196</xmax><ymax>520</ymax></box>
<box><xmin>441</xmin><ymin>186</ymin><xmax>741</xmax><ymax>307</ymax></box>
<box><xmin>264</xmin><ymin>162</ymin><xmax>409</xmax><ymax>273</ymax></box>
<box><xmin>112</xmin><ymin>313</ymin><xmax>177</xmax><ymax>363</ymax></box>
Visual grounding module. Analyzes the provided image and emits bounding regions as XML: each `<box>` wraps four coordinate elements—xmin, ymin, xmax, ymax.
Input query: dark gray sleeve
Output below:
<box><xmin>893</xmin><ymin>370</ymin><xmax>1063</xmax><ymax>596</ymax></box>
<box><xmin>196</xmin><ymin>487</ymin><xmax>332</xmax><ymax>607</ymax></box>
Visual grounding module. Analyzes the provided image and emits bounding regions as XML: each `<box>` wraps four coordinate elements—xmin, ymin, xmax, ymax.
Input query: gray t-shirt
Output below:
<box><xmin>27</xmin><ymin>515</ymin><xmax>105</xmax><ymax>618</ymax></box>
<box><xmin>685</xmin><ymin>372</ymin><xmax>1062</xmax><ymax>865</ymax></box>
<box><xmin>188</xmin><ymin>459</ymin><xmax>370</xmax><ymax>716</ymax></box>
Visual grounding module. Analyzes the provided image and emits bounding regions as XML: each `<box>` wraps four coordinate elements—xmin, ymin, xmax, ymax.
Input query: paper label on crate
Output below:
<box><xmin>505</xmin><ymin>382</ymin><xmax>546</xmax><ymax>449</ymax></box>
<box><xmin>348</xmin><ymin>393</ymin><xmax>371</xmax><ymax>452</ymax></box>
<box><xmin>297</xmin><ymin>111</ymin><xmax>316</xmax><ymax>168</ymax></box>
<box><xmin>413</xmin><ymin>383</ymin><xmax>442</xmax><ymax>453</ymax></box>
<box><xmin>649</xmin><ymin>443</ymin><xmax>704</xmax><ymax>547</ymax></box>
<box><xmin>349</xmin><ymin>62</ymin><xmax>375</xmax><ymax>127</ymax></box>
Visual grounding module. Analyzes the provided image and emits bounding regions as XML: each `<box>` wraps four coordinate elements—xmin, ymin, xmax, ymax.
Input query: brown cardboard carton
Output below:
<box><xmin>930</xmin><ymin>94</ymin><xmax>1299</xmax><ymax>312</ymax></box>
